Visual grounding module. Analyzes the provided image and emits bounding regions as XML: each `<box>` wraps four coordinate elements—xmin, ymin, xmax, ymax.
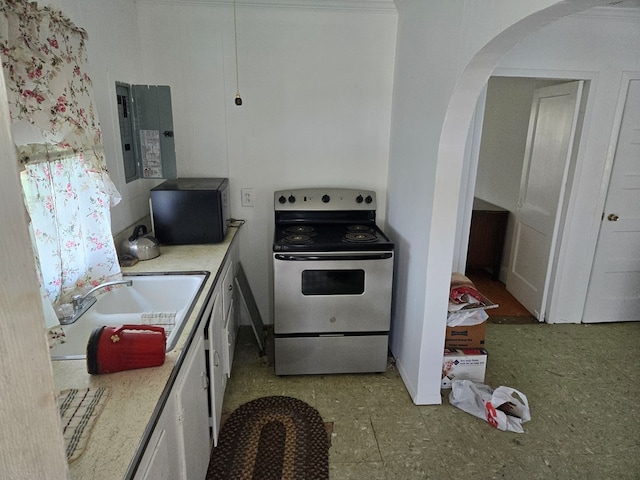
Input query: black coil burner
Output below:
<box><xmin>343</xmin><ymin>232</ymin><xmax>378</xmax><ymax>243</ymax></box>
<box><xmin>282</xmin><ymin>225</ymin><xmax>316</xmax><ymax>244</ymax></box>
<box><xmin>283</xmin><ymin>234</ymin><xmax>314</xmax><ymax>244</ymax></box>
<box><xmin>284</xmin><ymin>225</ymin><xmax>316</xmax><ymax>236</ymax></box>
<box><xmin>347</xmin><ymin>224</ymin><xmax>374</xmax><ymax>234</ymax></box>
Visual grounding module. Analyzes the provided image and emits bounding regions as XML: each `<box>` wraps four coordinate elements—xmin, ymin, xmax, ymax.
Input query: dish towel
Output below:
<box><xmin>58</xmin><ymin>387</ymin><xmax>109</xmax><ymax>462</ymax></box>
<box><xmin>140</xmin><ymin>311</ymin><xmax>177</xmax><ymax>333</ymax></box>
<box><xmin>140</xmin><ymin>311</ymin><xmax>177</xmax><ymax>324</ymax></box>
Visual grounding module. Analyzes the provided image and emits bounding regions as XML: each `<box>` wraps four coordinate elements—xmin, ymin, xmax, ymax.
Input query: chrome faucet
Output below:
<box><xmin>60</xmin><ymin>279</ymin><xmax>133</xmax><ymax>325</ymax></box>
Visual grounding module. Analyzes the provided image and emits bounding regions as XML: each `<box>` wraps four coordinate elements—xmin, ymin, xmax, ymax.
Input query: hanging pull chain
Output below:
<box><xmin>233</xmin><ymin>0</ymin><xmax>242</xmax><ymax>106</ymax></box>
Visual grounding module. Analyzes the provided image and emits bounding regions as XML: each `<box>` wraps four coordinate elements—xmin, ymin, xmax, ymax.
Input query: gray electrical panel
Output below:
<box><xmin>116</xmin><ymin>83</ymin><xmax>176</xmax><ymax>183</ymax></box>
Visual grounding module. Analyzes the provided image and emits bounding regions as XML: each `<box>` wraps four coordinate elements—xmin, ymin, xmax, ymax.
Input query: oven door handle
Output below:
<box><xmin>274</xmin><ymin>253</ymin><xmax>392</xmax><ymax>261</ymax></box>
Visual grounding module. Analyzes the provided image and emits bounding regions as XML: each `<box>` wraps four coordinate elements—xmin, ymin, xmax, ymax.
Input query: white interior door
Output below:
<box><xmin>583</xmin><ymin>79</ymin><xmax>640</xmax><ymax>323</ymax></box>
<box><xmin>506</xmin><ymin>81</ymin><xmax>583</xmax><ymax>320</ymax></box>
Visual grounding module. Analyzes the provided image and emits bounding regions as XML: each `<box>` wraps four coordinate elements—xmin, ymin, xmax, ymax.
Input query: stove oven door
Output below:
<box><xmin>273</xmin><ymin>251</ymin><xmax>393</xmax><ymax>334</ymax></box>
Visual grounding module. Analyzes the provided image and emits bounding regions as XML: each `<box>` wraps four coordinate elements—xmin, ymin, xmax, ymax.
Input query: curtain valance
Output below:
<box><xmin>0</xmin><ymin>1</ymin><xmax>110</xmax><ymax>176</ymax></box>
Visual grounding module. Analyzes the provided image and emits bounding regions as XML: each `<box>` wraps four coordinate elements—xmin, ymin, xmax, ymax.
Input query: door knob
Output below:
<box><xmin>607</xmin><ymin>213</ymin><xmax>619</xmax><ymax>221</ymax></box>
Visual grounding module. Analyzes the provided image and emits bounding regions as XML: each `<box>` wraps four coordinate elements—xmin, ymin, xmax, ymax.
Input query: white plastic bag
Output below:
<box><xmin>446</xmin><ymin>308</ymin><xmax>488</xmax><ymax>327</ymax></box>
<box><xmin>449</xmin><ymin>379</ymin><xmax>531</xmax><ymax>433</ymax></box>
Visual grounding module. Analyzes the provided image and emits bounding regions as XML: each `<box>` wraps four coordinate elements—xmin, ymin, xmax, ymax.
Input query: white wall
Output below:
<box><xmin>475</xmin><ymin>77</ymin><xmax>537</xmax><ymax>211</ymax></box>
<box><xmin>42</xmin><ymin>0</ymin><xmax>165</xmax><ymax>235</ymax></box>
<box><xmin>475</xmin><ymin>77</ymin><xmax>571</xmax><ymax>211</ymax></box>
<box><xmin>387</xmin><ymin>0</ymin><xmax>612</xmax><ymax>405</ymax></box>
<box><xmin>135</xmin><ymin>0</ymin><xmax>398</xmax><ymax>322</ymax></box>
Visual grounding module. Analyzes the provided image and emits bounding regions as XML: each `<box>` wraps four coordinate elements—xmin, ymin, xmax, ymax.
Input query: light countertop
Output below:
<box><xmin>52</xmin><ymin>227</ymin><xmax>239</xmax><ymax>480</ymax></box>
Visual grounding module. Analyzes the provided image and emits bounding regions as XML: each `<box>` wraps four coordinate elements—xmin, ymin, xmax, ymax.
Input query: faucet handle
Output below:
<box><xmin>55</xmin><ymin>303</ymin><xmax>75</xmax><ymax>324</ymax></box>
<box><xmin>72</xmin><ymin>294</ymin><xmax>84</xmax><ymax>310</ymax></box>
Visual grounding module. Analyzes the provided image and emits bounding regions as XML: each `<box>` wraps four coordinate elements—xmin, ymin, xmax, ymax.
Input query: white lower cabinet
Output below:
<box><xmin>220</xmin><ymin>256</ymin><xmax>239</xmax><ymax>379</ymax></box>
<box><xmin>134</xmin><ymin>333</ymin><xmax>210</xmax><ymax>480</ymax></box>
<box><xmin>135</xmin><ymin>398</ymin><xmax>177</xmax><ymax>480</ymax></box>
<box><xmin>137</xmin><ymin>429</ymin><xmax>170</xmax><ymax>480</ymax></box>
<box><xmin>174</xmin><ymin>332</ymin><xmax>211</xmax><ymax>479</ymax></box>
<box><xmin>205</xmin><ymin>290</ymin><xmax>226</xmax><ymax>446</ymax></box>
<box><xmin>132</xmin><ymin>241</ymin><xmax>240</xmax><ymax>479</ymax></box>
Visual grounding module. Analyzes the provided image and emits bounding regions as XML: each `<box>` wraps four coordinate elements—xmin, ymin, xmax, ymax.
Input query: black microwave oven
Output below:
<box><xmin>150</xmin><ymin>178</ymin><xmax>229</xmax><ymax>245</ymax></box>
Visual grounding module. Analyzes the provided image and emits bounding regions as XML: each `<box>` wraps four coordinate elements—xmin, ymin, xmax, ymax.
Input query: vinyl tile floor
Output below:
<box><xmin>221</xmin><ymin>323</ymin><xmax>640</xmax><ymax>480</ymax></box>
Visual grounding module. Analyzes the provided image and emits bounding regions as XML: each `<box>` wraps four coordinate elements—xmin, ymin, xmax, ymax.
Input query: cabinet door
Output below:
<box><xmin>206</xmin><ymin>291</ymin><xmax>226</xmax><ymax>446</ymax></box>
<box><xmin>223</xmin><ymin>302</ymin><xmax>236</xmax><ymax>378</ymax></box>
<box><xmin>221</xmin><ymin>260</ymin><xmax>234</xmax><ymax>319</ymax></box>
<box><xmin>137</xmin><ymin>429</ymin><xmax>171</xmax><ymax>480</ymax></box>
<box><xmin>134</xmin><ymin>394</ymin><xmax>178</xmax><ymax>480</ymax></box>
<box><xmin>131</xmin><ymin>85</ymin><xmax>177</xmax><ymax>179</ymax></box>
<box><xmin>174</xmin><ymin>333</ymin><xmax>210</xmax><ymax>479</ymax></box>
<box><xmin>116</xmin><ymin>83</ymin><xmax>138</xmax><ymax>183</ymax></box>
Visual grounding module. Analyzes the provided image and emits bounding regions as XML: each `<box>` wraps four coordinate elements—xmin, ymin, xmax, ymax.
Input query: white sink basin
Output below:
<box><xmin>50</xmin><ymin>272</ymin><xmax>208</xmax><ymax>360</ymax></box>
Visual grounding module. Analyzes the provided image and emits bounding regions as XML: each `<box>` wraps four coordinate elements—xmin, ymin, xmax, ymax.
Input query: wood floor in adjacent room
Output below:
<box><xmin>465</xmin><ymin>268</ymin><xmax>538</xmax><ymax>324</ymax></box>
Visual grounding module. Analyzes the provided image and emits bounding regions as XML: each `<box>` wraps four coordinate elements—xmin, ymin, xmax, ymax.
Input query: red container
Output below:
<box><xmin>87</xmin><ymin>325</ymin><xmax>166</xmax><ymax>374</ymax></box>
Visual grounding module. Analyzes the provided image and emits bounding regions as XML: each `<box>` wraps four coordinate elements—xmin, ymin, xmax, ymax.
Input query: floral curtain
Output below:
<box><xmin>0</xmin><ymin>0</ymin><xmax>122</xmax><ymax>347</ymax></box>
<box><xmin>20</xmin><ymin>154</ymin><xmax>120</xmax><ymax>303</ymax></box>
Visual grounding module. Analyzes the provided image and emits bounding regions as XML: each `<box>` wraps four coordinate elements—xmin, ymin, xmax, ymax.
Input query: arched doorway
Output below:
<box><xmin>398</xmin><ymin>0</ymin><xmax>617</xmax><ymax>405</ymax></box>
<box><xmin>434</xmin><ymin>1</ymin><xmax>615</xmax><ymax>324</ymax></box>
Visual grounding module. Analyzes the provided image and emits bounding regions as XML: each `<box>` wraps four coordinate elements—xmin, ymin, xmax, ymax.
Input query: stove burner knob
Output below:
<box><xmin>365</xmin><ymin>195</ymin><xmax>373</xmax><ymax>204</ymax></box>
<box><xmin>356</xmin><ymin>195</ymin><xmax>363</xmax><ymax>203</ymax></box>
<box><xmin>322</xmin><ymin>194</ymin><xmax>331</xmax><ymax>203</ymax></box>
<box><xmin>278</xmin><ymin>195</ymin><xmax>287</xmax><ymax>204</ymax></box>
<box><xmin>288</xmin><ymin>195</ymin><xmax>296</xmax><ymax>204</ymax></box>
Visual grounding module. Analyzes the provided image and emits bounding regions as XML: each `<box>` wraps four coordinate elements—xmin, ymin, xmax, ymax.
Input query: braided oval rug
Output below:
<box><xmin>206</xmin><ymin>396</ymin><xmax>329</xmax><ymax>480</ymax></box>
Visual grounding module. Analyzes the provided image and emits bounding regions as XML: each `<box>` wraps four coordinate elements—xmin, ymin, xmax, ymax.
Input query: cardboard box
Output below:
<box><xmin>441</xmin><ymin>348</ymin><xmax>488</xmax><ymax>389</ymax></box>
<box><xmin>445</xmin><ymin>321</ymin><xmax>486</xmax><ymax>348</ymax></box>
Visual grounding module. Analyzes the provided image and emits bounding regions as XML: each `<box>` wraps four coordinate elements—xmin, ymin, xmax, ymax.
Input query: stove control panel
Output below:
<box><xmin>275</xmin><ymin>188</ymin><xmax>376</xmax><ymax>211</ymax></box>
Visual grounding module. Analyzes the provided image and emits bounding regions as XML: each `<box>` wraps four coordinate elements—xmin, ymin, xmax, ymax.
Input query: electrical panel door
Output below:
<box><xmin>116</xmin><ymin>83</ymin><xmax>177</xmax><ymax>182</ymax></box>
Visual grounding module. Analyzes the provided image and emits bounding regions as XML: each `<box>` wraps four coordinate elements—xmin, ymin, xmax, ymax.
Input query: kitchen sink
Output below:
<box><xmin>50</xmin><ymin>272</ymin><xmax>208</xmax><ymax>360</ymax></box>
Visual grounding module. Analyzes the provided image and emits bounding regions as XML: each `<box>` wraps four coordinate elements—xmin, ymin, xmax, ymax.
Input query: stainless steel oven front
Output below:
<box><xmin>274</xmin><ymin>251</ymin><xmax>393</xmax><ymax>333</ymax></box>
<box><xmin>273</xmin><ymin>250</ymin><xmax>393</xmax><ymax>375</ymax></box>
